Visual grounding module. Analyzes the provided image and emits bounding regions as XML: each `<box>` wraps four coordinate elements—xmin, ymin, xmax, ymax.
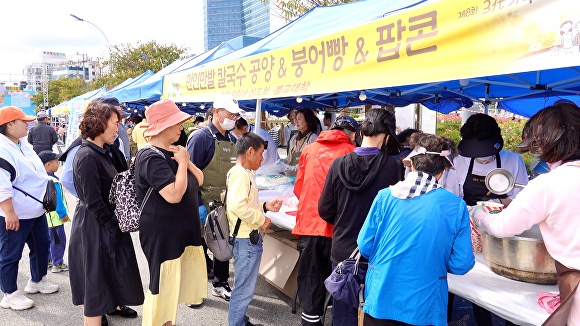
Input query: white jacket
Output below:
<box><xmin>0</xmin><ymin>133</ymin><xmax>48</xmax><ymax>219</ymax></box>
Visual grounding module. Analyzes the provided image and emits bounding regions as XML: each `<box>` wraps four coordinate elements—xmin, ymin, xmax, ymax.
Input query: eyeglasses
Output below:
<box><xmin>403</xmin><ymin>146</ymin><xmax>455</xmax><ymax>169</ymax></box>
<box><xmin>220</xmin><ymin>109</ymin><xmax>241</xmax><ymax>120</ymax></box>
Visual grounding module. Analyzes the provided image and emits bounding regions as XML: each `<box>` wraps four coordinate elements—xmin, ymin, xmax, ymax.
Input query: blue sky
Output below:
<box><xmin>1</xmin><ymin>0</ymin><xmax>204</xmax><ymax>81</ymax></box>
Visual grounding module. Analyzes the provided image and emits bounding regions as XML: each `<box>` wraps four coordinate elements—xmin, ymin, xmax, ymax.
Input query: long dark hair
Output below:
<box><xmin>296</xmin><ymin>109</ymin><xmax>321</xmax><ymax>137</ymax></box>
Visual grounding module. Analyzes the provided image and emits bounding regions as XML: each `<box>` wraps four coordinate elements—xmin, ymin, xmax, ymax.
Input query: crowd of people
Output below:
<box><xmin>0</xmin><ymin>95</ymin><xmax>579</xmax><ymax>326</ymax></box>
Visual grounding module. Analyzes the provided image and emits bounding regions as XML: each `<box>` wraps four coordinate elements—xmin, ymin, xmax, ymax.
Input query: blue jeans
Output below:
<box><xmin>228</xmin><ymin>235</ymin><xmax>263</xmax><ymax>326</ymax></box>
<box><xmin>48</xmin><ymin>225</ymin><xmax>66</xmax><ymax>266</ymax></box>
<box><xmin>0</xmin><ymin>215</ymin><xmax>50</xmax><ymax>294</ymax></box>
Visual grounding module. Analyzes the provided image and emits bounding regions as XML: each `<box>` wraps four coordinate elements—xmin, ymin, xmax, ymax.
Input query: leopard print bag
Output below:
<box><xmin>109</xmin><ymin>146</ymin><xmax>163</xmax><ymax>232</ymax></box>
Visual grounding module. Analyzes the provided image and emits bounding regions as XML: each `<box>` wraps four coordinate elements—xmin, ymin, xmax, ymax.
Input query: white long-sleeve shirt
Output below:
<box><xmin>0</xmin><ymin>133</ymin><xmax>48</xmax><ymax>219</ymax></box>
<box><xmin>475</xmin><ymin>161</ymin><xmax>580</xmax><ymax>326</ymax></box>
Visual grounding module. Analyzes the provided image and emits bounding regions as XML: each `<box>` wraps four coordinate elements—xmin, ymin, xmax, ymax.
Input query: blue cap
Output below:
<box><xmin>93</xmin><ymin>96</ymin><xmax>130</xmax><ymax>117</ymax></box>
<box><xmin>331</xmin><ymin>116</ymin><xmax>360</xmax><ymax>132</ymax></box>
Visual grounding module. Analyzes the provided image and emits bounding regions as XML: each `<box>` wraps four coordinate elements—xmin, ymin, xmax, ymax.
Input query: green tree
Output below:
<box><xmin>96</xmin><ymin>40</ymin><xmax>188</xmax><ymax>88</ymax></box>
<box><xmin>263</xmin><ymin>0</ymin><xmax>358</xmax><ymax>21</ymax></box>
<box><xmin>33</xmin><ymin>77</ymin><xmax>90</xmax><ymax>108</ymax></box>
<box><xmin>40</xmin><ymin>41</ymin><xmax>189</xmax><ymax>108</ymax></box>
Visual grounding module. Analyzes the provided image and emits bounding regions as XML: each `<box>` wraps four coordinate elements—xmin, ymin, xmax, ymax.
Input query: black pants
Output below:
<box><xmin>363</xmin><ymin>314</ymin><xmax>411</xmax><ymax>326</ymax></box>
<box><xmin>201</xmin><ymin>238</ymin><xmax>230</xmax><ymax>284</ymax></box>
<box><xmin>297</xmin><ymin>236</ymin><xmax>332</xmax><ymax>326</ymax></box>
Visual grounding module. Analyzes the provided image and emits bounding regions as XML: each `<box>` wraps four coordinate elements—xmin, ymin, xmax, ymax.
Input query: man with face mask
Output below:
<box><xmin>186</xmin><ymin>94</ymin><xmax>242</xmax><ymax>305</ymax></box>
<box><xmin>292</xmin><ymin>115</ymin><xmax>359</xmax><ymax>326</ymax></box>
<box><xmin>318</xmin><ymin>109</ymin><xmax>403</xmax><ymax>326</ymax></box>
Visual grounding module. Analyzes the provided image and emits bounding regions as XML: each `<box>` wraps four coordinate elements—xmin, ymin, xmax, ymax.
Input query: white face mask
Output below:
<box><xmin>219</xmin><ymin>111</ymin><xmax>236</xmax><ymax>131</ymax></box>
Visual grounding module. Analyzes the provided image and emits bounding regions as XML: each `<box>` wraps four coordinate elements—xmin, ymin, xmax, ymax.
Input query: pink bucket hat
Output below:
<box><xmin>144</xmin><ymin>99</ymin><xmax>191</xmax><ymax>137</ymax></box>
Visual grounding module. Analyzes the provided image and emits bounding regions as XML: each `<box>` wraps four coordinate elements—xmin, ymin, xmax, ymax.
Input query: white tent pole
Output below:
<box><xmin>255</xmin><ymin>98</ymin><xmax>262</xmax><ymax>131</ymax></box>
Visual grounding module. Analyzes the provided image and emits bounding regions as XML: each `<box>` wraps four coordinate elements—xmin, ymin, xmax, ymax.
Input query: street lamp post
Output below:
<box><xmin>70</xmin><ymin>14</ymin><xmax>110</xmax><ymax>46</ymax></box>
<box><xmin>70</xmin><ymin>14</ymin><xmax>110</xmax><ymax>77</ymax></box>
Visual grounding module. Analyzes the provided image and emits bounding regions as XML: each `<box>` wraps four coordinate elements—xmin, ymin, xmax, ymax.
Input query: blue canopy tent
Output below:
<box><xmin>117</xmin><ymin>36</ymin><xmax>264</xmax><ymax>113</ymax></box>
<box><xmin>499</xmin><ymin>91</ymin><xmax>580</xmax><ymax>118</ymax></box>
<box><xmin>102</xmin><ymin>70</ymin><xmax>154</xmax><ymax>101</ymax></box>
<box><xmin>165</xmin><ymin>0</ymin><xmax>432</xmax><ymax>119</ymax></box>
<box><xmin>164</xmin><ymin>0</ymin><xmax>580</xmax><ymax>124</ymax></box>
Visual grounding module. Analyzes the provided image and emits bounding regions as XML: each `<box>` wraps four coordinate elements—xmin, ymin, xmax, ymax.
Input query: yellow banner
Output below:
<box><xmin>164</xmin><ymin>0</ymin><xmax>579</xmax><ymax>102</ymax></box>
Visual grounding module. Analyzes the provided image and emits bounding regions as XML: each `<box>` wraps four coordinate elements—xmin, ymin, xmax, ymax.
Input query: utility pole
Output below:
<box><xmin>42</xmin><ymin>64</ymin><xmax>49</xmax><ymax>110</ymax></box>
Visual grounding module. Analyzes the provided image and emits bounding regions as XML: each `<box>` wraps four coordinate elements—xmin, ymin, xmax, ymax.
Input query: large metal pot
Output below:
<box><xmin>481</xmin><ymin>225</ymin><xmax>557</xmax><ymax>284</ymax></box>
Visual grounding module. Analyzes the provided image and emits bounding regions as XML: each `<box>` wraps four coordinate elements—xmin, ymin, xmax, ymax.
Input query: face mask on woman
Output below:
<box><xmin>219</xmin><ymin>111</ymin><xmax>236</xmax><ymax>131</ymax></box>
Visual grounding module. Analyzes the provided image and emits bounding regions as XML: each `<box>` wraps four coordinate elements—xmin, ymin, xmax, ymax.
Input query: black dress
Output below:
<box><xmin>68</xmin><ymin>140</ymin><xmax>144</xmax><ymax>317</ymax></box>
<box><xmin>135</xmin><ymin>146</ymin><xmax>206</xmax><ymax>325</ymax></box>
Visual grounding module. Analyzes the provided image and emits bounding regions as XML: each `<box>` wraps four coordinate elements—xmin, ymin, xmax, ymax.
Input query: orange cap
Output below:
<box><xmin>0</xmin><ymin>106</ymin><xmax>36</xmax><ymax>125</ymax></box>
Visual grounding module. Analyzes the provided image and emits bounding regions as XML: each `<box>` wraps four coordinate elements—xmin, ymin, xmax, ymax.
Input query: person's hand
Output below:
<box><xmin>499</xmin><ymin>197</ymin><xmax>512</xmax><ymax>207</ymax></box>
<box><xmin>267</xmin><ymin>199</ymin><xmax>282</xmax><ymax>212</ymax></box>
<box><xmin>5</xmin><ymin>211</ymin><xmax>19</xmax><ymax>231</ymax></box>
<box><xmin>261</xmin><ymin>217</ymin><xmax>272</xmax><ymax>233</ymax></box>
<box><xmin>169</xmin><ymin>145</ymin><xmax>190</xmax><ymax>165</ymax></box>
<box><xmin>61</xmin><ymin>215</ymin><xmax>70</xmax><ymax>222</ymax></box>
<box><xmin>284</xmin><ymin>165</ymin><xmax>297</xmax><ymax>176</ymax></box>
<box><xmin>469</xmin><ymin>205</ymin><xmax>485</xmax><ymax>228</ymax></box>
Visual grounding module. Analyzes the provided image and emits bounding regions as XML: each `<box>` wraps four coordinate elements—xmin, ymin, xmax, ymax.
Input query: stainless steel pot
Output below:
<box><xmin>481</xmin><ymin>225</ymin><xmax>557</xmax><ymax>284</ymax></box>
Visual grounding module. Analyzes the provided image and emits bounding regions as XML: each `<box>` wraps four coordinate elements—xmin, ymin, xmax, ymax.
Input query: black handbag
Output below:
<box><xmin>14</xmin><ymin>179</ymin><xmax>57</xmax><ymax>212</ymax></box>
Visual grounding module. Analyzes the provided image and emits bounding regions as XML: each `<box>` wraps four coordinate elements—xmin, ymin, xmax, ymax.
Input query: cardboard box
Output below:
<box><xmin>259</xmin><ymin>230</ymin><xmax>300</xmax><ymax>299</ymax></box>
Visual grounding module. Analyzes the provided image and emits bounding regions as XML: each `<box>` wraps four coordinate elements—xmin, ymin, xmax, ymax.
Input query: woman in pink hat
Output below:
<box><xmin>134</xmin><ymin>99</ymin><xmax>205</xmax><ymax>326</ymax></box>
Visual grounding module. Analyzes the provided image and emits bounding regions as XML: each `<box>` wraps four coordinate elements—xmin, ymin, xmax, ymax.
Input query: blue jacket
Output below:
<box><xmin>357</xmin><ymin>188</ymin><xmax>474</xmax><ymax>326</ymax></box>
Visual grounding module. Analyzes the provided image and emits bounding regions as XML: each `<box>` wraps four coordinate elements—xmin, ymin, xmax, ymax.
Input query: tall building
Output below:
<box><xmin>24</xmin><ymin>52</ymin><xmax>99</xmax><ymax>92</ymax></box>
<box><xmin>203</xmin><ymin>0</ymin><xmax>270</xmax><ymax>51</ymax></box>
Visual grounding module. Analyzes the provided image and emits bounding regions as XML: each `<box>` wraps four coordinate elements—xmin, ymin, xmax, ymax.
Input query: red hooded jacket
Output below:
<box><xmin>292</xmin><ymin>130</ymin><xmax>355</xmax><ymax>237</ymax></box>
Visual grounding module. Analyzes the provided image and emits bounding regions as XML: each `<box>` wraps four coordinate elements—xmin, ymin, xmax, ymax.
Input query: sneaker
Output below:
<box><xmin>0</xmin><ymin>291</ymin><xmax>35</xmax><ymax>310</ymax></box>
<box><xmin>24</xmin><ymin>276</ymin><xmax>59</xmax><ymax>294</ymax></box>
<box><xmin>51</xmin><ymin>264</ymin><xmax>69</xmax><ymax>273</ymax></box>
<box><xmin>211</xmin><ymin>282</ymin><xmax>232</xmax><ymax>301</ymax></box>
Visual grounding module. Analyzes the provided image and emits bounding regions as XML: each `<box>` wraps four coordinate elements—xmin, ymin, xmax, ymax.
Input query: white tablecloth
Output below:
<box><xmin>258</xmin><ymin>187</ymin><xmax>297</xmax><ymax>231</ymax></box>
<box><xmin>448</xmin><ymin>253</ymin><xmax>558</xmax><ymax>326</ymax></box>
